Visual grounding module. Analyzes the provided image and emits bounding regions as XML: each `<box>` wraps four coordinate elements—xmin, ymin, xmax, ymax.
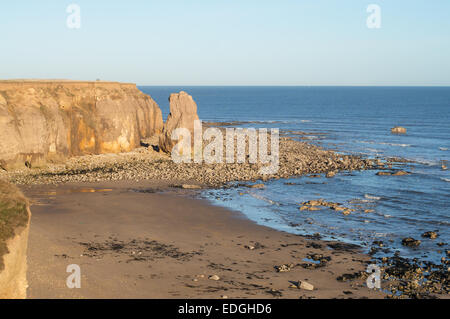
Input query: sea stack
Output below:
<box><xmin>159</xmin><ymin>91</ymin><xmax>200</xmax><ymax>153</ymax></box>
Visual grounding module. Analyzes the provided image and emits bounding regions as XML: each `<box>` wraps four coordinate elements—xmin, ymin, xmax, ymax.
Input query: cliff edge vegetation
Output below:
<box><xmin>0</xmin><ymin>180</ymin><xmax>29</xmax><ymax>271</ymax></box>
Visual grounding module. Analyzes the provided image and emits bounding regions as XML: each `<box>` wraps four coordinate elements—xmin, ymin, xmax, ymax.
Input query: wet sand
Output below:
<box><xmin>22</xmin><ymin>180</ymin><xmax>383</xmax><ymax>299</ymax></box>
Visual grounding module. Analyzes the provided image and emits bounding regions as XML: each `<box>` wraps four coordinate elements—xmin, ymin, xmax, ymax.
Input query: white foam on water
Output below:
<box><xmin>379</xmin><ymin>142</ymin><xmax>411</xmax><ymax>147</ymax></box>
<box><xmin>441</xmin><ymin>178</ymin><xmax>450</xmax><ymax>182</ymax></box>
<box><xmin>364</xmin><ymin>194</ymin><xmax>381</xmax><ymax>200</ymax></box>
<box><xmin>357</xmin><ymin>140</ymin><xmax>411</xmax><ymax>147</ymax></box>
<box><xmin>248</xmin><ymin>192</ymin><xmax>278</xmax><ymax>205</ymax></box>
<box><xmin>439</xmin><ymin>147</ymin><xmax>448</xmax><ymax>151</ymax></box>
<box><xmin>405</xmin><ymin>158</ymin><xmax>440</xmax><ymax>166</ymax></box>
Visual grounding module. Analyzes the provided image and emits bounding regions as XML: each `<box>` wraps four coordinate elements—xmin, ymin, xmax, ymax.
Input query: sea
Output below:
<box><xmin>140</xmin><ymin>86</ymin><xmax>450</xmax><ymax>264</ymax></box>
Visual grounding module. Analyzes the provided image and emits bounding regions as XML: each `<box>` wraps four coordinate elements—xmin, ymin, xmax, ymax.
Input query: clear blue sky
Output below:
<box><xmin>1</xmin><ymin>0</ymin><xmax>449</xmax><ymax>86</ymax></box>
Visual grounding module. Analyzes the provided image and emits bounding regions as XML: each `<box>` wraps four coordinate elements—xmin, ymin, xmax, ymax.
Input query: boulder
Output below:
<box><xmin>159</xmin><ymin>91</ymin><xmax>200</xmax><ymax>153</ymax></box>
<box><xmin>376</xmin><ymin>171</ymin><xmax>392</xmax><ymax>176</ymax></box>
<box><xmin>402</xmin><ymin>237</ymin><xmax>421</xmax><ymax>247</ymax></box>
<box><xmin>0</xmin><ymin>81</ymin><xmax>163</xmax><ymax>169</ymax></box>
<box><xmin>392</xmin><ymin>170</ymin><xmax>410</xmax><ymax>176</ymax></box>
<box><xmin>208</xmin><ymin>275</ymin><xmax>220</xmax><ymax>281</ymax></box>
<box><xmin>391</xmin><ymin>126</ymin><xmax>407</xmax><ymax>134</ymax></box>
<box><xmin>298</xmin><ymin>280</ymin><xmax>314</xmax><ymax>291</ymax></box>
<box><xmin>326</xmin><ymin>171</ymin><xmax>336</xmax><ymax>178</ymax></box>
<box><xmin>421</xmin><ymin>231</ymin><xmax>438</xmax><ymax>239</ymax></box>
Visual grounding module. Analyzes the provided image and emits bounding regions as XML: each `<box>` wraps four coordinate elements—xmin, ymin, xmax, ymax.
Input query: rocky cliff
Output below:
<box><xmin>159</xmin><ymin>91</ymin><xmax>200</xmax><ymax>153</ymax></box>
<box><xmin>0</xmin><ymin>180</ymin><xmax>30</xmax><ymax>299</ymax></box>
<box><xmin>0</xmin><ymin>81</ymin><xmax>163</xmax><ymax>169</ymax></box>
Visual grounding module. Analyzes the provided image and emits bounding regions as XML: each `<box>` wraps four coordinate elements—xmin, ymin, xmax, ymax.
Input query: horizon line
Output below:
<box><xmin>136</xmin><ymin>84</ymin><xmax>450</xmax><ymax>88</ymax></box>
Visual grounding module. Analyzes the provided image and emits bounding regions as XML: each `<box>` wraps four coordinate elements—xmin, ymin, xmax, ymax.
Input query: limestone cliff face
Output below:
<box><xmin>0</xmin><ymin>81</ymin><xmax>163</xmax><ymax>168</ymax></box>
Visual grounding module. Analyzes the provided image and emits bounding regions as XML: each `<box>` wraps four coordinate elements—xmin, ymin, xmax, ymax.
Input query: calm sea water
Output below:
<box><xmin>141</xmin><ymin>86</ymin><xmax>450</xmax><ymax>263</ymax></box>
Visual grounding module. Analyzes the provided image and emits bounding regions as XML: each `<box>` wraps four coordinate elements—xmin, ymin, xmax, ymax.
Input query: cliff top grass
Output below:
<box><xmin>0</xmin><ymin>180</ymin><xmax>29</xmax><ymax>271</ymax></box>
<box><xmin>0</xmin><ymin>79</ymin><xmax>136</xmax><ymax>90</ymax></box>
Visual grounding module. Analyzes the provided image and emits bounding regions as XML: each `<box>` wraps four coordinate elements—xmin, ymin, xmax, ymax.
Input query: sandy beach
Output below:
<box><xmin>22</xmin><ymin>180</ymin><xmax>383</xmax><ymax>299</ymax></box>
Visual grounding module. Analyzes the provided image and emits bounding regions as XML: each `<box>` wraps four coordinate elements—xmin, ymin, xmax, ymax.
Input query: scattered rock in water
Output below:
<box><xmin>376</xmin><ymin>170</ymin><xmax>410</xmax><ymax>176</ymax></box>
<box><xmin>342</xmin><ymin>210</ymin><xmax>351</xmax><ymax>216</ymax></box>
<box><xmin>391</xmin><ymin>126</ymin><xmax>407</xmax><ymax>134</ymax></box>
<box><xmin>402</xmin><ymin>237</ymin><xmax>421</xmax><ymax>247</ymax></box>
<box><xmin>326</xmin><ymin>171</ymin><xmax>336</xmax><ymax>178</ymax></box>
<box><xmin>392</xmin><ymin>170</ymin><xmax>410</xmax><ymax>176</ymax></box>
<box><xmin>299</xmin><ymin>199</ymin><xmax>355</xmax><ymax>216</ymax></box>
<box><xmin>303</xmin><ymin>200</ymin><xmax>322</xmax><ymax>206</ymax></box>
<box><xmin>373</xmin><ymin>240</ymin><xmax>384</xmax><ymax>247</ymax></box>
<box><xmin>247</xmin><ymin>183</ymin><xmax>265</xmax><ymax>189</ymax></box>
<box><xmin>275</xmin><ymin>264</ymin><xmax>294</xmax><ymax>272</ymax></box>
<box><xmin>422</xmin><ymin>231</ymin><xmax>439</xmax><ymax>239</ymax></box>
<box><xmin>376</xmin><ymin>171</ymin><xmax>392</xmax><ymax>176</ymax></box>
<box><xmin>381</xmin><ymin>255</ymin><xmax>449</xmax><ymax>299</ymax></box>
<box><xmin>328</xmin><ymin>242</ymin><xmax>360</xmax><ymax>252</ymax></box>
<box><xmin>209</xmin><ymin>275</ymin><xmax>220</xmax><ymax>281</ymax></box>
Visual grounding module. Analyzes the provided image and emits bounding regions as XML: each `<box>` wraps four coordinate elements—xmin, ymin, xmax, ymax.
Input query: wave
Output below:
<box><xmin>405</xmin><ymin>158</ymin><xmax>440</xmax><ymax>166</ymax></box>
<box><xmin>357</xmin><ymin>140</ymin><xmax>411</xmax><ymax>148</ymax></box>
<box><xmin>441</xmin><ymin>178</ymin><xmax>450</xmax><ymax>182</ymax></box>
<box><xmin>439</xmin><ymin>147</ymin><xmax>449</xmax><ymax>151</ymax></box>
<box><xmin>247</xmin><ymin>192</ymin><xmax>278</xmax><ymax>205</ymax></box>
<box><xmin>364</xmin><ymin>194</ymin><xmax>381</xmax><ymax>200</ymax></box>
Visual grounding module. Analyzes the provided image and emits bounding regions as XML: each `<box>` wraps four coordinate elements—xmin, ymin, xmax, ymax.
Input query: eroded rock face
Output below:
<box><xmin>159</xmin><ymin>91</ymin><xmax>199</xmax><ymax>153</ymax></box>
<box><xmin>0</xmin><ymin>81</ymin><xmax>163</xmax><ymax>169</ymax></box>
<box><xmin>0</xmin><ymin>181</ymin><xmax>30</xmax><ymax>299</ymax></box>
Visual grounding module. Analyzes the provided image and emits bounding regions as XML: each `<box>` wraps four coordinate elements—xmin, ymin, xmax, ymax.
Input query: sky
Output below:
<box><xmin>0</xmin><ymin>0</ymin><xmax>449</xmax><ymax>86</ymax></box>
